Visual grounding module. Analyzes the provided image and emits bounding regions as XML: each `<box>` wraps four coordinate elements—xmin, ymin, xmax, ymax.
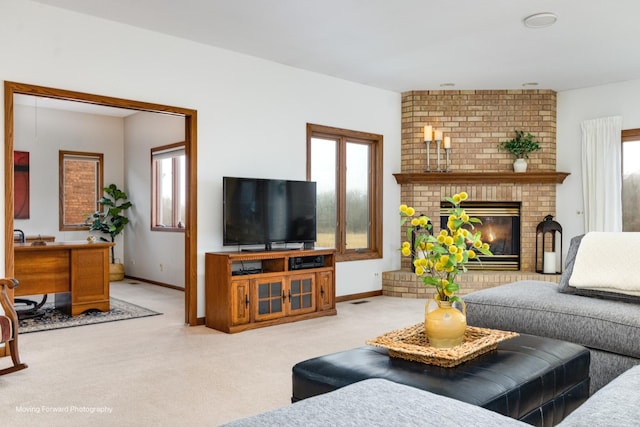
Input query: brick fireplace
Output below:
<box><xmin>382</xmin><ymin>90</ymin><xmax>569</xmax><ymax>298</ymax></box>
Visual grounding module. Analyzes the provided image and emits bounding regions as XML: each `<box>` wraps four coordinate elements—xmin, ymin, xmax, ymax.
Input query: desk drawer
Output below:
<box><xmin>15</xmin><ymin>250</ymin><xmax>70</xmax><ymax>295</ymax></box>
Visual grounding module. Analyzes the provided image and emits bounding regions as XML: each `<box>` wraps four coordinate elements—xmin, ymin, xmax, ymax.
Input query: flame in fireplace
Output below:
<box><xmin>484</xmin><ymin>225</ymin><xmax>496</xmax><ymax>243</ymax></box>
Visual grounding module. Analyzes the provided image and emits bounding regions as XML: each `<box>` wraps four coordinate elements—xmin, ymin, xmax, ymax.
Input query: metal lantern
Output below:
<box><xmin>535</xmin><ymin>214</ymin><xmax>563</xmax><ymax>274</ymax></box>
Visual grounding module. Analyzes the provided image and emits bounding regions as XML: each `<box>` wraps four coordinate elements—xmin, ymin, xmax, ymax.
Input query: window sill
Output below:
<box><xmin>151</xmin><ymin>227</ymin><xmax>185</xmax><ymax>233</ymax></box>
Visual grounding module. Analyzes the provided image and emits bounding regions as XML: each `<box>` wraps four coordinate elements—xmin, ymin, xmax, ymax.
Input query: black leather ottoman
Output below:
<box><xmin>292</xmin><ymin>334</ymin><xmax>590</xmax><ymax>427</ymax></box>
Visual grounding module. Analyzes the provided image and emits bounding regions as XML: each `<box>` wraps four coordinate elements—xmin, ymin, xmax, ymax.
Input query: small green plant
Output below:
<box><xmin>498</xmin><ymin>130</ymin><xmax>541</xmax><ymax>159</ymax></box>
<box><xmin>86</xmin><ymin>184</ymin><xmax>132</xmax><ymax>264</ymax></box>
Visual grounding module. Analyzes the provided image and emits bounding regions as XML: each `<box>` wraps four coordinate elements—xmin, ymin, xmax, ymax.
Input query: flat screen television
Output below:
<box><xmin>223</xmin><ymin>176</ymin><xmax>317</xmax><ymax>250</ymax></box>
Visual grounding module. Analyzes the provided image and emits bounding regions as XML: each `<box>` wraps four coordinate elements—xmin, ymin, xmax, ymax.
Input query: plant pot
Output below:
<box><xmin>109</xmin><ymin>263</ymin><xmax>125</xmax><ymax>282</ymax></box>
<box><xmin>425</xmin><ymin>297</ymin><xmax>467</xmax><ymax>348</ymax></box>
<box><xmin>513</xmin><ymin>158</ymin><xmax>528</xmax><ymax>173</ymax></box>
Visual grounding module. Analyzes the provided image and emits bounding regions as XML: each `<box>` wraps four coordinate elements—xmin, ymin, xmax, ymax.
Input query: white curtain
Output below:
<box><xmin>581</xmin><ymin>116</ymin><xmax>623</xmax><ymax>232</ymax></box>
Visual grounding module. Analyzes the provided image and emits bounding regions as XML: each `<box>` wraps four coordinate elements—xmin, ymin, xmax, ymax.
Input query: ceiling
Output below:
<box><xmin>29</xmin><ymin>0</ymin><xmax>640</xmax><ymax>92</ymax></box>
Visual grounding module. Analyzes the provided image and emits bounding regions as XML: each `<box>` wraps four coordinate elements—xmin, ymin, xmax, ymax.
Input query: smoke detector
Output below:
<box><xmin>523</xmin><ymin>12</ymin><xmax>557</xmax><ymax>28</ymax></box>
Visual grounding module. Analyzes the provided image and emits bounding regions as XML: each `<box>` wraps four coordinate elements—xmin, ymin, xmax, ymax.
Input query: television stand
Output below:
<box><xmin>205</xmin><ymin>248</ymin><xmax>336</xmax><ymax>333</ymax></box>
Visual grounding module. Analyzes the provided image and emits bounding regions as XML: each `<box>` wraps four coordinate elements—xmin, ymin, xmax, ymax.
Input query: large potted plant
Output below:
<box><xmin>498</xmin><ymin>130</ymin><xmax>541</xmax><ymax>172</ymax></box>
<box><xmin>86</xmin><ymin>183</ymin><xmax>132</xmax><ymax>281</ymax></box>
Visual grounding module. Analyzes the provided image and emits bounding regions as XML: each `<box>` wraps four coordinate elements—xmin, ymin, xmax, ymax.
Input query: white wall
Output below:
<box><xmin>557</xmin><ymin>79</ymin><xmax>640</xmax><ymax>253</ymax></box>
<box><xmin>13</xmin><ymin>104</ymin><xmax>124</xmax><ymax>252</ymax></box>
<box><xmin>124</xmin><ymin>112</ymin><xmax>186</xmax><ymax>287</ymax></box>
<box><xmin>0</xmin><ymin>1</ymin><xmax>402</xmax><ymax>317</ymax></box>
<box><xmin>14</xmin><ymin>103</ymin><xmax>188</xmax><ymax>287</ymax></box>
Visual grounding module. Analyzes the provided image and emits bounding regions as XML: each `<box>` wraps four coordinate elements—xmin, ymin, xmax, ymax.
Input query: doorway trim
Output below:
<box><xmin>4</xmin><ymin>81</ymin><xmax>199</xmax><ymax>325</ymax></box>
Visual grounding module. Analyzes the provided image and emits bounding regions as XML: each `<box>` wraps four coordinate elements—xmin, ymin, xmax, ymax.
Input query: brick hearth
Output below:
<box><xmin>383</xmin><ymin>89</ymin><xmax>566</xmax><ymax>298</ymax></box>
<box><xmin>382</xmin><ymin>270</ymin><xmax>560</xmax><ymax>298</ymax></box>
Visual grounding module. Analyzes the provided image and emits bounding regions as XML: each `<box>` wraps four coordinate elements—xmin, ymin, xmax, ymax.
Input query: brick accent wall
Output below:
<box><xmin>384</xmin><ymin>89</ymin><xmax>561</xmax><ymax>298</ymax></box>
<box><xmin>401</xmin><ymin>90</ymin><xmax>557</xmax><ymax>173</ymax></box>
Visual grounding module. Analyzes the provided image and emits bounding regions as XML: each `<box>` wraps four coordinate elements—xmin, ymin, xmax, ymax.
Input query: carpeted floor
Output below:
<box><xmin>18</xmin><ymin>297</ymin><xmax>162</xmax><ymax>333</ymax></box>
<box><xmin>3</xmin><ymin>281</ymin><xmax>426</xmax><ymax>426</ymax></box>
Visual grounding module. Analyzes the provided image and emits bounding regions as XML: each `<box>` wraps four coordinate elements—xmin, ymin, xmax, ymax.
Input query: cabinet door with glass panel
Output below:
<box><xmin>251</xmin><ymin>274</ymin><xmax>316</xmax><ymax>321</ymax></box>
<box><xmin>252</xmin><ymin>277</ymin><xmax>287</xmax><ymax>322</ymax></box>
<box><xmin>286</xmin><ymin>273</ymin><xmax>316</xmax><ymax>316</ymax></box>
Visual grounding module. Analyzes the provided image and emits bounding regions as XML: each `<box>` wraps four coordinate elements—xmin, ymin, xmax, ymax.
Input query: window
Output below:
<box><xmin>622</xmin><ymin>129</ymin><xmax>640</xmax><ymax>231</ymax></box>
<box><xmin>59</xmin><ymin>151</ymin><xmax>103</xmax><ymax>231</ymax></box>
<box><xmin>307</xmin><ymin>124</ymin><xmax>382</xmax><ymax>261</ymax></box>
<box><xmin>152</xmin><ymin>143</ymin><xmax>186</xmax><ymax>231</ymax></box>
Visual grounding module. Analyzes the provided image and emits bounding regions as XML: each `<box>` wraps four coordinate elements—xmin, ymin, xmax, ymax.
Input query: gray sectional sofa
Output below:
<box><xmin>465</xmin><ymin>234</ymin><xmax>640</xmax><ymax>393</ymax></box>
<box><xmin>224</xmin><ymin>365</ymin><xmax>640</xmax><ymax>426</ymax></box>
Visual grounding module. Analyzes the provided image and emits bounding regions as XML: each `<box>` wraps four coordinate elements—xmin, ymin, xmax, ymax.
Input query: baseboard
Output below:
<box><xmin>335</xmin><ymin>290</ymin><xmax>383</xmax><ymax>303</ymax></box>
<box><xmin>123</xmin><ymin>275</ymin><xmax>185</xmax><ymax>292</ymax></box>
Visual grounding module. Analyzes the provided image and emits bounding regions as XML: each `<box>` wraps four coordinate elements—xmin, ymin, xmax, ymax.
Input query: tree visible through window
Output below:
<box><xmin>622</xmin><ymin>129</ymin><xmax>640</xmax><ymax>231</ymax></box>
<box><xmin>59</xmin><ymin>151</ymin><xmax>103</xmax><ymax>231</ymax></box>
<box><xmin>307</xmin><ymin>124</ymin><xmax>382</xmax><ymax>261</ymax></box>
<box><xmin>152</xmin><ymin>143</ymin><xmax>186</xmax><ymax>231</ymax></box>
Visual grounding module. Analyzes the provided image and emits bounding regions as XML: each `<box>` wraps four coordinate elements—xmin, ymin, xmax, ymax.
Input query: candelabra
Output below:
<box><xmin>423</xmin><ymin>126</ymin><xmax>452</xmax><ymax>172</ymax></box>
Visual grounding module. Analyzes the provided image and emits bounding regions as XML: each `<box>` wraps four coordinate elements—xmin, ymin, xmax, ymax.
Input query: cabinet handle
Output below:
<box><xmin>320</xmin><ymin>286</ymin><xmax>325</xmax><ymax>297</ymax></box>
<box><xmin>245</xmin><ymin>294</ymin><xmax>249</xmax><ymax>308</ymax></box>
<box><xmin>282</xmin><ymin>290</ymin><xmax>286</xmax><ymax>302</ymax></box>
<box><xmin>288</xmin><ymin>290</ymin><xmax>292</xmax><ymax>301</ymax></box>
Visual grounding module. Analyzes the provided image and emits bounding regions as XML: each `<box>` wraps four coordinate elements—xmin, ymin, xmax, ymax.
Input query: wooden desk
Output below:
<box><xmin>14</xmin><ymin>241</ymin><xmax>114</xmax><ymax>316</ymax></box>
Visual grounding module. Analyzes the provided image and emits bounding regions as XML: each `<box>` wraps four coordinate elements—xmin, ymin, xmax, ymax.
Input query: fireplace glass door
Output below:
<box><xmin>440</xmin><ymin>201</ymin><xmax>521</xmax><ymax>270</ymax></box>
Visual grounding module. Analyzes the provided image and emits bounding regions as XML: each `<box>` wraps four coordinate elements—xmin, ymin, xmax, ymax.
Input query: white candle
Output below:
<box><xmin>434</xmin><ymin>130</ymin><xmax>443</xmax><ymax>141</ymax></box>
<box><xmin>543</xmin><ymin>252</ymin><xmax>556</xmax><ymax>274</ymax></box>
<box><xmin>443</xmin><ymin>136</ymin><xmax>451</xmax><ymax>149</ymax></box>
<box><xmin>424</xmin><ymin>125</ymin><xmax>432</xmax><ymax>142</ymax></box>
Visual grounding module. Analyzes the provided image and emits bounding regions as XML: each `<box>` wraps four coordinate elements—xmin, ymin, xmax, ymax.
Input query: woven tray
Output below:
<box><xmin>366</xmin><ymin>323</ymin><xmax>519</xmax><ymax>368</ymax></box>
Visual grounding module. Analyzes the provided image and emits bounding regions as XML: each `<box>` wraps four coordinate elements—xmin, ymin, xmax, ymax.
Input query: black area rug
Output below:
<box><xmin>18</xmin><ymin>298</ymin><xmax>162</xmax><ymax>334</ymax></box>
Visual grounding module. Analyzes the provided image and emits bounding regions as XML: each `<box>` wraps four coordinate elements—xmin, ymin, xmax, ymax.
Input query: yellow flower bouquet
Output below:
<box><xmin>400</xmin><ymin>192</ymin><xmax>493</xmax><ymax>303</ymax></box>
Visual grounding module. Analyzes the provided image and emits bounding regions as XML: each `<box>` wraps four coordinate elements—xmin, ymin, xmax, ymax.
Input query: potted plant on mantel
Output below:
<box><xmin>86</xmin><ymin>184</ymin><xmax>133</xmax><ymax>282</ymax></box>
<box><xmin>498</xmin><ymin>130</ymin><xmax>541</xmax><ymax>172</ymax></box>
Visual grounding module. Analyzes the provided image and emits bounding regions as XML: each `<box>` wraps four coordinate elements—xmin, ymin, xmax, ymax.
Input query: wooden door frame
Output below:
<box><xmin>4</xmin><ymin>81</ymin><xmax>199</xmax><ymax>326</ymax></box>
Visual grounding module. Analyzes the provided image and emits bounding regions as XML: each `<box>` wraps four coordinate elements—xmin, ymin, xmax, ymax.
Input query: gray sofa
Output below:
<box><xmin>223</xmin><ymin>365</ymin><xmax>640</xmax><ymax>426</ymax></box>
<box><xmin>465</xmin><ymin>234</ymin><xmax>640</xmax><ymax>393</ymax></box>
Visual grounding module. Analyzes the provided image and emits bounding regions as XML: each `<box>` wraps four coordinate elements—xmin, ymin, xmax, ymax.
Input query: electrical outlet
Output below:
<box><xmin>159</xmin><ymin>263</ymin><xmax>164</xmax><ymax>272</ymax></box>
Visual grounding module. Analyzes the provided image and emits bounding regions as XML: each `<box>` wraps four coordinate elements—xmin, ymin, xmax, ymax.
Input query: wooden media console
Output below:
<box><xmin>205</xmin><ymin>248</ymin><xmax>336</xmax><ymax>333</ymax></box>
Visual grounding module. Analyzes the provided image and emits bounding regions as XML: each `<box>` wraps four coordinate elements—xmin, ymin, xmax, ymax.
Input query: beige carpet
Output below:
<box><xmin>1</xmin><ymin>280</ymin><xmax>426</xmax><ymax>426</ymax></box>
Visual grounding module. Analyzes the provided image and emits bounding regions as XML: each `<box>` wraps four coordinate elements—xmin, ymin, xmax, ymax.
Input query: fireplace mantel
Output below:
<box><xmin>393</xmin><ymin>171</ymin><xmax>570</xmax><ymax>185</ymax></box>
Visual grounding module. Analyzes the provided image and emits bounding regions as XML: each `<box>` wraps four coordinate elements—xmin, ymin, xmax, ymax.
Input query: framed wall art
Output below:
<box><xmin>14</xmin><ymin>150</ymin><xmax>30</xmax><ymax>219</ymax></box>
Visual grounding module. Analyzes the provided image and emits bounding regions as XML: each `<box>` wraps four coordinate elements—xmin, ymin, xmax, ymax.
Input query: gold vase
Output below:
<box><xmin>425</xmin><ymin>297</ymin><xmax>467</xmax><ymax>348</ymax></box>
